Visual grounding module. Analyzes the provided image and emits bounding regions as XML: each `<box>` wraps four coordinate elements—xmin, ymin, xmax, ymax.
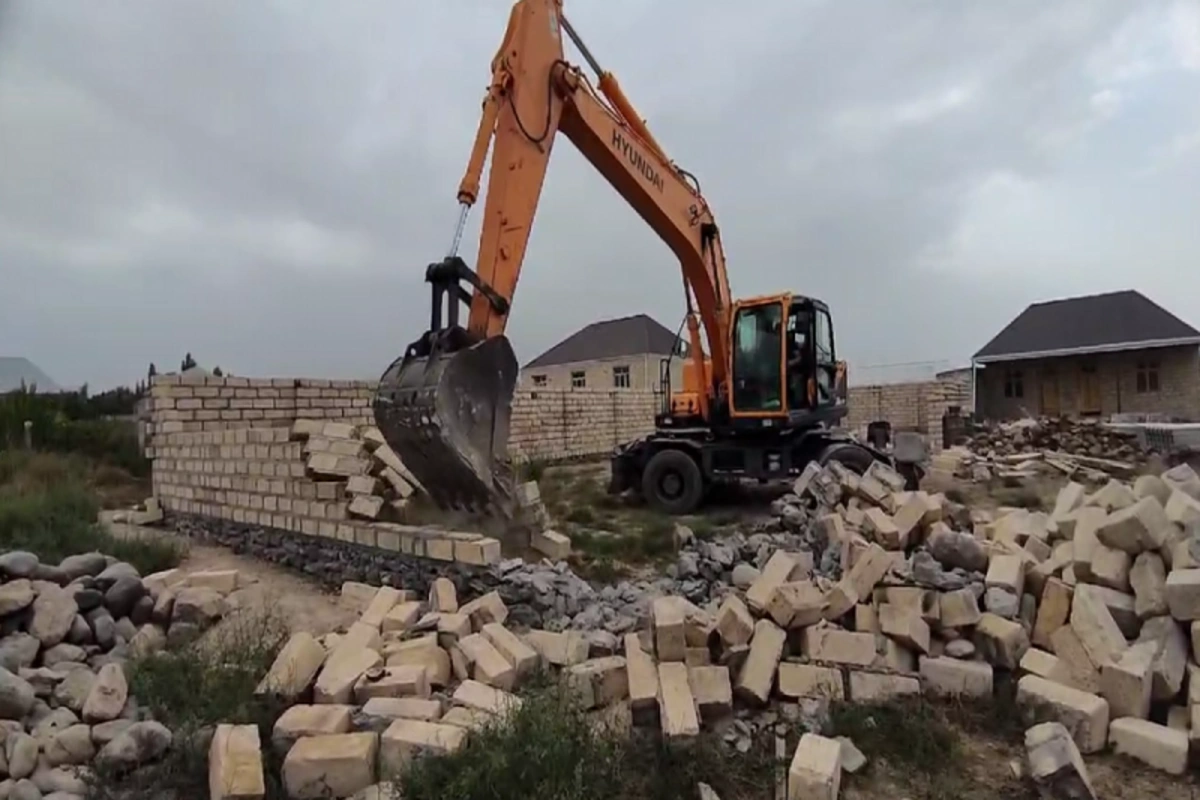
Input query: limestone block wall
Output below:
<box><xmin>507</xmin><ymin>388</ymin><xmax>659</xmax><ymax>462</ymax></box>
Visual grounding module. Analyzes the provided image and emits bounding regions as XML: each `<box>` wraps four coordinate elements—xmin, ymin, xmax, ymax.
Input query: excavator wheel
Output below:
<box><xmin>373</xmin><ymin>333</ymin><xmax>520</xmax><ymax>517</ymax></box>
<box><xmin>818</xmin><ymin>442</ymin><xmax>875</xmax><ymax>476</ymax></box>
<box><xmin>641</xmin><ymin>448</ymin><xmax>704</xmax><ymax>515</ymax></box>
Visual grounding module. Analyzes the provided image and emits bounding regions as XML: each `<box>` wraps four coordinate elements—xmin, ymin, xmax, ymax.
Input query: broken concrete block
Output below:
<box><xmin>451</xmin><ymin>679</ymin><xmax>521</xmax><ymax>716</ymax></box>
<box><xmin>1070</xmin><ymin>584</ymin><xmax>1129</xmax><ymax>668</ymax></box>
<box><xmin>281</xmin><ymin>732</ymin><xmax>378</xmax><ymax>800</ymax></box>
<box><xmin>1097</xmin><ymin>496</ymin><xmax>1169</xmax><ymax>554</ymax></box>
<box><xmin>734</xmin><ymin>619</ymin><xmax>786</xmax><ymax>706</ymax></box>
<box><xmin>1099</xmin><ymin>641</ymin><xmax>1155</xmax><ymax>720</ymax></box>
<box><xmin>688</xmin><ymin>665</ymin><xmax>733</xmax><ymax>720</ymax></box>
<box><xmin>746</xmin><ymin>551</ymin><xmax>803</xmax><ymax>614</ymax></box>
<box><xmin>715</xmin><ymin>595</ymin><xmax>755</xmax><ymax>647</ymax></box>
<box><xmin>653</xmin><ymin>597</ymin><xmax>687</xmax><ymax>662</ymax></box>
<box><xmin>1024</xmin><ymin>721</ymin><xmax>1097</xmax><ymax>800</ymax></box>
<box><xmin>657</xmin><ymin>662</ymin><xmax>700</xmax><ymax>738</ymax></box>
<box><xmin>1016</xmin><ymin>675</ymin><xmax>1110</xmax><ymax>754</ymax></box>
<box><xmin>1049</xmin><ymin>626</ymin><xmax>1102</xmax><ymax>694</ymax></box>
<box><xmin>802</xmin><ymin>626</ymin><xmax>876</xmax><ymax>667</ymax></box>
<box><xmin>209</xmin><ymin>723</ymin><xmax>265</xmax><ymax>800</ymax></box>
<box><xmin>1130</xmin><ymin>552</ymin><xmax>1168</xmax><ymax>620</ymax></box>
<box><xmin>624</xmin><ymin>634</ymin><xmax>659</xmax><ymax>715</ymax></box>
<box><xmin>256</xmin><ymin>632</ymin><xmax>327</xmax><ymax>701</ymax></box>
<box><xmin>531</xmin><ymin>529</ymin><xmax>571</xmax><ymax>560</ymax></box>
<box><xmin>878</xmin><ymin>603</ymin><xmax>930</xmax><ymax>655</ymax></box>
<box><xmin>457</xmin><ymin>633</ymin><xmax>516</xmax><ymax>691</ymax></box>
<box><xmin>1108</xmin><ymin>717</ymin><xmax>1188</xmax><ymax>775</ymax></box>
<box><xmin>566</xmin><ymin>656</ymin><xmax>628</xmax><ymax>710</ymax></box>
<box><xmin>920</xmin><ymin>656</ymin><xmax>993</xmax><ymax>698</ymax></box>
<box><xmin>862</xmin><ymin>508</ymin><xmax>904</xmax><ymax>550</ymax></box>
<box><xmin>352</xmin><ymin>665</ymin><xmax>430</xmax><ymax>704</ymax></box>
<box><xmin>378</xmin><ymin>719</ymin><xmax>466</xmax><ymax>776</ymax></box>
<box><xmin>778</xmin><ymin>663</ymin><xmax>844</xmax><ymax>700</ymax></box>
<box><xmin>788</xmin><ymin>733</ymin><xmax>842</xmax><ymax>800</ymax></box>
<box><xmin>1032</xmin><ymin>579</ymin><xmax>1073</xmax><ymax>650</ymax></box>
<box><xmin>938</xmin><ymin>588</ymin><xmax>982</xmax><ymax>628</ymax></box>
<box><xmin>481</xmin><ymin>623</ymin><xmax>539</xmax><ymax>677</ymax></box>
<box><xmin>848</xmin><ymin>671</ymin><xmax>921</xmax><ymax>701</ymax></box>
<box><xmin>974</xmin><ymin>613</ymin><xmax>1030</xmax><ymax>670</ymax></box>
<box><xmin>1165</xmin><ymin>568</ymin><xmax>1200</xmax><ymax>620</ymax></box>
<box><xmin>766</xmin><ymin>581</ymin><xmax>827</xmax><ymax>629</ymax></box>
<box><xmin>524</xmin><ymin>629</ymin><xmax>589</xmax><ymax>667</ymax></box>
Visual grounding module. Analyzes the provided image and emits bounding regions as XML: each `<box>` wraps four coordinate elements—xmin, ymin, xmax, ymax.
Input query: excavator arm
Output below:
<box><xmin>374</xmin><ymin>0</ymin><xmax>732</xmax><ymax>515</ymax></box>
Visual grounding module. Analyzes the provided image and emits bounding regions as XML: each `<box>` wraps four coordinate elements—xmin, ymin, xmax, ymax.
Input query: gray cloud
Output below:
<box><xmin>2</xmin><ymin>0</ymin><xmax>1198</xmax><ymax>389</ymax></box>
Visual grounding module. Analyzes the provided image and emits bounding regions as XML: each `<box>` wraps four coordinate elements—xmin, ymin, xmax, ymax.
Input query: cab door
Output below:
<box><xmin>812</xmin><ymin>305</ymin><xmax>838</xmax><ymax>408</ymax></box>
<box><xmin>729</xmin><ymin>301</ymin><xmax>785</xmax><ymax>416</ymax></box>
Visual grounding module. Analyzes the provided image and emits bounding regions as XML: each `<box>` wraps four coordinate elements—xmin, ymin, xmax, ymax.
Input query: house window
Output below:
<box><xmin>1004</xmin><ymin>369</ymin><xmax>1024</xmax><ymax>399</ymax></box>
<box><xmin>612</xmin><ymin>365</ymin><xmax>630</xmax><ymax>388</ymax></box>
<box><xmin>1136</xmin><ymin>361</ymin><xmax>1160</xmax><ymax>393</ymax></box>
<box><xmin>570</xmin><ymin>371</ymin><xmax>586</xmax><ymax>388</ymax></box>
<box><xmin>531</xmin><ymin>374</ymin><xmax>547</xmax><ymax>387</ymax></box>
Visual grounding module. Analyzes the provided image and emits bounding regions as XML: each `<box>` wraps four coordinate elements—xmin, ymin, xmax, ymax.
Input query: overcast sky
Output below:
<box><xmin>2</xmin><ymin>1</ymin><xmax>1199</xmax><ymax>391</ymax></box>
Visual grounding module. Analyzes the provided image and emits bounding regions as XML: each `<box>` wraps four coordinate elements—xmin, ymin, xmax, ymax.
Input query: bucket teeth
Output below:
<box><xmin>373</xmin><ymin>336</ymin><xmax>519</xmax><ymax>517</ymax></box>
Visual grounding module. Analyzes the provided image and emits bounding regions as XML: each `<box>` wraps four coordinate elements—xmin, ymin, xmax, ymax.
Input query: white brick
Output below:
<box><xmin>1108</xmin><ymin>718</ymin><xmax>1188</xmax><ymax>775</ymax></box>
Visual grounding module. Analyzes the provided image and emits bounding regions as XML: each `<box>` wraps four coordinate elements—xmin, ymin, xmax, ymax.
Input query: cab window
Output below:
<box><xmin>732</xmin><ymin>302</ymin><xmax>783</xmax><ymax>412</ymax></box>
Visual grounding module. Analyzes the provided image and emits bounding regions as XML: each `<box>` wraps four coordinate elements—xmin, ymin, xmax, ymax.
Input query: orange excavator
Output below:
<box><xmin>375</xmin><ymin>0</ymin><xmax>916</xmax><ymax>517</ymax></box>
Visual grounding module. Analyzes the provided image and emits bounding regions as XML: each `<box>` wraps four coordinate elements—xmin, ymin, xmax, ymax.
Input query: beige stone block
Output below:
<box><xmin>766</xmin><ymin>581</ymin><xmax>827</xmax><ymax>629</ymax></box>
<box><xmin>1052</xmin><ymin>481</ymin><xmax>1087</xmax><ymax>519</ymax></box>
<box><xmin>653</xmin><ymin>596</ymin><xmax>687</xmax><ymax>662</ymax></box>
<box><xmin>352</xmin><ymin>664</ymin><xmax>430</xmax><ymax>704</ymax></box>
<box><xmin>531</xmin><ymin>529</ymin><xmax>571</xmax><ymax>560</ymax></box>
<box><xmin>1165</xmin><ymin>568</ymin><xmax>1200</xmax><ymax>620</ymax></box>
<box><xmin>524</xmin><ymin>629</ymin><xmax>589</xmax><ymax>667</ymax></box>
<box><xmin>624</xmin><ymin>633</ymin><xmax>659</xmax><ymax>713</ymax></box>
<box><xmin>380</xmin><ymin>601</ymin><xmax>422</xmax><ymax>635</ymax></box>
<box><xmin>788</xmin><ymin>733</ymin><xmax>841</xmax><ymax>800</ymax></box>
<box><xmin>844</xmin><ymin>543</ymin><xmax>892</xmax><ymax>601</ymax></box>
<box><xmin>460</xmin><ymin>591</ymin><xmax>508</xmax><ymax>629</ymax></box>
<box><xmin>458</xmin><ymin>633</ymin><xmax>516</xmax><ymax>691</ymax></box>
<box><xmin>938</xmin><ymin>587</ymin><xmax>982</xmax><ymax>628</ymax></box>
<box><xmin>687</xmin><ymin>665</ymin><xmax>733</xmax><ymax>720</ymax></box>
<box><xmin>1130</xmin><ymin>552</ymin><xmax>1168</xmax><ymax>619</ymax></box>
<box><xmin>746</xmin><ymin>551</ymin><xmax>803</xmax><ymax>614</ymax></box>
<box><xmin>255</xmin><ymin>631</ymin><xmax>327</xmax><ymax>701</ymax></box>
<box><xmin>1072</xmin><ymin>506</ymin><xmax>1107</xmax><ymax>581</ymax></box>
<box><xmin>657</xmin><ymin>662</ymin><xmax>700</xmax><ymax>739</ymax></box>
<box><xmin>1016</xmin><ymin>675</ymin><xmax>1110</xmax><ymax>754</ymax></box>
<box><xmin>1097</xmin><ymin>496</ymin><xmax>1169</xmax><ymax>554</ymax></box>
<box><xmin>481</xmin><ymin>623</ymin><xmax>539</xmax><ymax>677</ymax></box>
<box><xmin>440</xmin><ymin>706</ymin><xmax>493</xmax><ymax>731</ymax></box>
<box><xmin>282</xmin><ymin>733</ymin><xmax>377</xmax><ymax>799</ymax></box>
<box><xmin>1165</xmin><ymin>490</ymin><xmax>1200</xmax><ymax>526</ymax></box>
<box><xmin>379</xmin><ymin>719</ymin><xmax>466</xmax><ymax>776</ymax></box>
<box><xmin>735</xmin><ymin>619</ymin><xmax>787</xmax><ymax>706</ymax></box>
<box><xmin>360</xmin><ymin>696</ymin><xmax>442</xmax><ymax>722</ymax></box>
<box><xmin>1032</xmin><ymin>578</ymin><xmax>1073</xmax><ymax>650</ymax></box>
<box><xmin>1071</xmin><ymin>584</ymin><xmax>1129</xmax><ymax>668</ymax></box>
<box><xmin>1090</xmin><ymin>543</ymin><xmax>1131</xmax><ymax>591</ymax></box>
<box><xmin>854</xmin><ymin>604</ymin><xmax>879</xmax><ymax>635</ymax></box>
<box><xmin>359</xmin><ymin>586</ymin><xmax>403</xmax><ymax>630</ymax></box>
<box><xmin>715</xmin><ymin>595</ymin><xmax>755</xmax><ymax>647</ymax></box>
<box><xmin>384</xmin><ymin>636</ymin><xmax>451</xmax><ymax>688</ymax></box>
<box><xmin>778</xmin><ymin>663</ymin><xmax>843</xmax><ymax>700</ymax></box>
<box><xmin>272</xmin><ymin>705</ymin><xmax>354</xmax><ymax>755</ymax></box>
<box><xmin>848</xmin><ymin>670</ymin><xmax>921</xmax><ymax>701</ymax></box>
<box><xmin>1020</xmin><ymin>648</ymin><xmax>1074</xmax><ymax>687</ymax></box>
<box><xmin>428</xmin><ymin>578</ymin><xmax>457</xmax><ymax>613</ymax></box>
<box><xmin>209</xmin><ymin>723</ymin><xmax>265</xmax><ymax>800</ymax></box>
<box><xmin>314</xmin><ymin>646</ymin><xmax>381</xmax><ymax>705</ymax></box>
<box><xmin>1099</xmin><ymin>641</ymin><xmax>1155</xmax><ymax>720</ymax></box>
<box><xmin>863</xmin><ymin>507</ymin><xmax>905</xmax><ymax>550</ymax></box>
<box><xmin>567</xmin><ymin>656</ymin><xmax>629</xmax><ymax>709</ymax></box>
<box><xmin>451</xmin><ymin>679</ymin><xmax>521</xmax><ymax>716</ymax></box>
<box><xmin>802</xmin><ymin>626</ymin><xmax>876</xmax><ymax>667</ymax></box>
<box><xmin>1108</xmin><ymin>718</ymin><xmax>1188</xmax><ymax>775</ymax></box>
<box><xmin>1049</xmin><ymin>625</ymin><xmax>1102</xmax><ymax>694</ymax></box>
<box><xmin>920</xmin><ymin>656</ymin><xmax>993</xmax><ymax>698</ymax></box>
<box><xmin>1086</xmin><ymin>480</ymin><xmax>1136</xmax><ymax>512</ymax></box>
<box><xmin>974</xmin><ymin>613</ymin><xmax>1030</xmax><ymax>669</ymax></box>
<box><xmin>436</xmin><ymin>613</ymin><xmax>472</xmax><ymax>645</ymax></box>
<box><xmin>1025</xmin><ymin>721</ymin><xmax>1097</xmax><ymax>800</ymax></box>
<box><xmin>879</xmin><ymin>603</ymin><xmax>930</xmax><ymax>655</ymax></box>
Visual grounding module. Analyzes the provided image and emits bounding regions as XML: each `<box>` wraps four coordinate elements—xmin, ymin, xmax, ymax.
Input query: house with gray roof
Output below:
<box><xmin>520</xmin><ymin>314</ymin><xmax>687</xmax><ymax>392</ymax></box>
<box><xmin>0</xmin><ymin>357</ymin><xmax>61</xmax><ymax>393</ymax></box>
<box><xmin>972</xmin><ymin>290</ymin><xmax>1200</xmax><ymax>420</ymax></box>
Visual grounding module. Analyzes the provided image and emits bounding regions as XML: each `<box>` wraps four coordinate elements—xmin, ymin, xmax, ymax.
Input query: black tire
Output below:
<box><xmin>819</xmin><ymin>443</ymin><xmax>875</xmax><ymax>475</ymax></box>
<box><xmin>641</xmin><ymin>448</ymin><xmax>705</xmax><ymax>515</ymax></box>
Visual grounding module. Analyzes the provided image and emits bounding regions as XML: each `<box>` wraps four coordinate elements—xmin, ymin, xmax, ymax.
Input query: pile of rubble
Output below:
<box><xmin>0</xmin><ymin>551</ymin><xmax>244</xmax><ymax>799</ymax></box>
<box><xmin>292</xmin><ymin>420</ymin><xmax>424</xmax><ymax>523</ymax></box>
<box><xmin>949</xmin><ymin>417</ymin><xmax>1153</xmax><ymax>484</ymax></box>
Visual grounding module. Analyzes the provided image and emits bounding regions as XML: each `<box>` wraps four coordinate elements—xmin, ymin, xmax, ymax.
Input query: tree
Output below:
<box><xmin>180</xmin><ymin>353</ymin><xmax>197</xmax><ymax>372</ymax></box>
<box><xmin>212</xmin><ymin>366</ymin><xmax>224</xmax><ymax>377</ymax></box>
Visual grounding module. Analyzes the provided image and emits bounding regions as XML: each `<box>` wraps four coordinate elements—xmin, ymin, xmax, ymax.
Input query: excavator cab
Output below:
<box><xmin>728</xmin><ymin>295</ymin><xmax>846</xmax><ymax>428</ymax></box>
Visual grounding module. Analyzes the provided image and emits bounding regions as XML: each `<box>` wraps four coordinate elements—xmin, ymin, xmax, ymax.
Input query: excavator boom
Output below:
<box><xmin>374</xmin><ymin>0</ymin><xmax>732</xmax><ymax>515</ymax></box>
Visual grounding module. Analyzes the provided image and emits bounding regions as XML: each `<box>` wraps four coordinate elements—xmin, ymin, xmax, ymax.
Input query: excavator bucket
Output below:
<box><xmin>373</xmin><ymin>335</ymin><xmax>519</xmax><ymax>517</ymax></box>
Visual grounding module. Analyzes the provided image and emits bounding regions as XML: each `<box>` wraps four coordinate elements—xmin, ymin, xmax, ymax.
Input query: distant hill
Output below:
<box><xmin>0</xmin><ymin>357</ymin><xmax>61</xmax><ymax>393</ymax></box>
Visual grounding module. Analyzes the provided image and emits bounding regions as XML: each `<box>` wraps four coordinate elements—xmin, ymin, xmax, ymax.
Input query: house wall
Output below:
<box><xmin>519</xmin><ymin>353</ymin><xmax>685</xmax><ymax>393</ymax></box>
<box><xmin>977</xmin><ymin>344</ymin><xmax>1200</xmax><ymax>420</ymax></box>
